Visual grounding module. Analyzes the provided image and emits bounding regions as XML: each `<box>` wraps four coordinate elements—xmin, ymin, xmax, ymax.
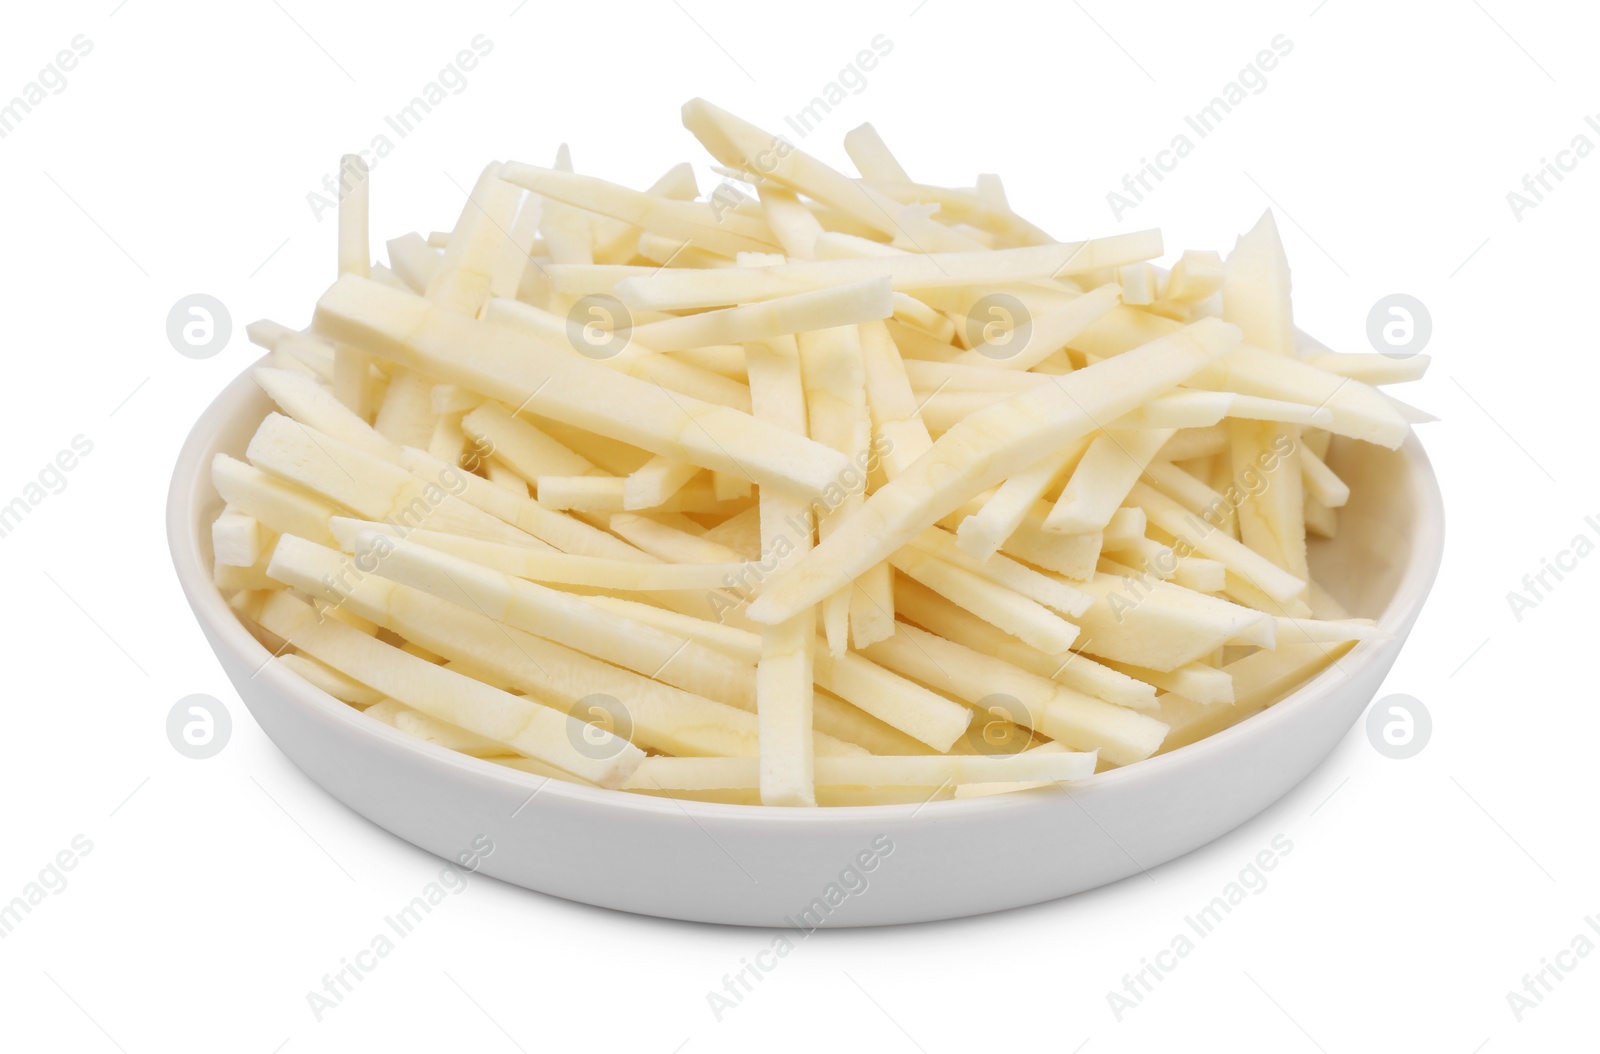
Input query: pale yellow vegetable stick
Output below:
<box><xmin>1228</xmin><ymin>419</ymin><xmax>1309</xmax><ymax>584</ymax></box>
<box><xmin>747</xmin><ymin>319</ymin><xmax>1242</xmax><ymax>625</ymax></box>
<box><xmin>334</xmin><ymin>154</ymin><xmax>376</xmax><ymax>418</ymax></box>
<box><xmin>461</xmin><ymin>402</ymin><xmax>598</xmax><ymax>479</ymax></box>
<box><xmin>859</xmin><ymin>319</ymin><xmax>933</xmax><ymax>478</ymax></box>
<box><xmin>957</xmin><ymin>436</ymin><xmax>1089</xmax><ymax>559</ymax></box>
<box><xmin>614</xmin><ymin>234</ymin><xmax>1166</xmax><ymax>312</ymax></box>
<box><xmin>1156</xmin><ymin>642</ymin><xmax>1355</xmax><ymax>753</ymax></box>
<box><xmin>888</xmin><ymin>546</ymin><xmax>1080</xmax><ymax>655</ymax></box>
<box><xmin>313</xmin><ymin>275</ymin><xmax>850</xmax><ymax>497</ymax></box>
<box><xmin>1071</xmin><ymin>567</ymin><xmax>1275</xmax><ymax>671</ymax></box>
<box><xmin>254</xmin><ymin>590</ymin><xmax>642</xmax><ymax>787</ymax></box>
<box><xmin>269</xmin><ymin>536</ymin><xmax>856</xmax><ymax>759</ymax></box>
<box><xmin>796</xmin><ymin>324</ymin><xmax>876</xmax><ymax>654</ymax></box>
<box><xmin>252</xmin><ymin>367</ymin><xmax>401</xmax><ymax>460</ymax></box>
<box><xmin>1222</xmin><ymin>211</ymin><xmax>1294</xmax><ymax>356</ymax></box>
<box><xmin>1300</xmin><ymin>445</ymin><xmax>1350</xmax><ymax>508</ymax></box>
<box><xmin>624</xmin><ymin>455</ymin><xmax>699</xmax><ymax>510</ymax></box>
<box><xmin>907</xmin><ymin>526</ymin><xmax>1093</xmax><ymax>617</ymax></box>
<box><xmin>862</xmin><ymin>624</ymin><xmax>1168</xmax><ymax>766</ymax></box>
<box><xmin>499</xmin><ymin>162</ymin><xmax>782</xmax><ymax>258</ymax></box>
<box><xmin>755</xmin><ymin>183</ymin><xmax>825</xmax><ymax>260</ymax></box>
<box><xmin>356</xmin><ymin>530</ymin><xmax>760</xmax><ymax>709</ymax></box>
<box><xmin>893</xmin><ymin>575</ymin><xmax>1159</xmax><ymax>711</ymax></box>
<box><xmin>1045</xmin><ymin>427</ymin><xmax>1173</xmax><ymax>535</ymax></box>
<box><xmin>1099</xmin><ymin>658</ymin><xmax>1234</xmax><ymax>705</ymax></box>
<box><xmin>746</xmin><ymin>326</ymin><xmax>819</xmax><ymax>805</ymax></box>
<box><xmin>483</xmin><ymin>297</ymin><xmax>754</xmax><ymax>411</ymax></box>
<box><xmin>1127</xmin><ymin>480</ymin><xmax>1305</xmax><ymax>603</ymax></box>
<box><xmin>277</xmin><ymin>652</ymin><xmax>385</xmax><ymax>707</ymax></box>
<box><xmin>630</xmin><ymin>278</ymin><xmax>892</xmax><ymax>352</ymax></box>
<box><xmin>951</xmin><ymin>284</ymin><xmax>1123</xmax><ymax>371</ymax></box>
<box><xmin>211</xmin><ymin>455</ymin><xmax>341</xmax><ymax>548</ymax></box>
<box><xmin>244</xmin><ymin>413</ymin><xmax>537</xmax><ymax>548</ymax></box>
<box><xmin>842</xmin><ymin>122</ymin><xmax>911</xmax><ymax>183</ymax></box>
<box><xmin>682</xmin><ymin>98</ymin><xmax>983</xmax><ymax>252</ymax></box>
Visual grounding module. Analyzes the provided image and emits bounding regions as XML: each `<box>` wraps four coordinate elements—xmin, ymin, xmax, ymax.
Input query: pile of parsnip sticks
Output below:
<box><xmin>212</xmin><ymin>99</ymin><xmax>1428</xmax><ymax>806</ymax></box>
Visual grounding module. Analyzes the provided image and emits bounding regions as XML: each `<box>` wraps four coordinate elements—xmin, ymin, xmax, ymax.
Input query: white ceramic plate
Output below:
<box><xmin>168</xmin><ymin>359</ymin><xmax>1444</xmax><ymax>927</ymax></box>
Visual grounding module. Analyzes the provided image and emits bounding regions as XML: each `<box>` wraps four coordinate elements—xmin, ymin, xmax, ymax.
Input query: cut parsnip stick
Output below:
<box><xmin>682</xmin><ymin>98</ymin><xmax>983</xmax><ymax>252</ymax></box>
<box><xmin>908</xmin><ymin>526</ymin><xmax>1092</xmax><ymax>617</ymax></box>
<box><xmin>328</xmin><ymin>519</ymin><xmax>737</xmax><ymax>591</ymax></box>
<box><xmin>744</xmin><ymin>326</ymin><xmax>820</xmax><ymax>804</ymax></box>
<box><xmin>253</xmin><ymin>367</ymin><xmax>401</xmax><ymax>460</ymax></box>
<box><xmin>952</xmin><ymin>284</ymin><xmax>1123</xmax><ymax>370</ymax></box>
<box><xmin>314</xmin><ymin>275</ymin><xmax>850</xmax><ymax>497</ymax></box>
<box><xmin>385</xmin><ymin>700</ymin><xmax>515</xmax><ymax>757</ymax></box>
<box><xmin>809</xmin><ymin>646</ymin><xmax>973</xmax><ymax>752</ymax></box>
<box><xmin>747</xmin><ymin>319</ymin><xmax>1242</xmax><ymax>625</ymax></box>
<box><xmin>843</xmin><ymin>122</ymin><xmax>911</xmax><ymax>183</ymax></box>
<box><xmin>1228</xmin><ymin>419</ymin><xmax>1309</xmax><ymax>585</ymax></box>
<box><xmin>1304</xmin><ymin>493</ymin><xmax>1338</xmax><ymax>539</ymax></box>
<box><xmin>796</xmin><ymin>323</ymin><xmax>874</xmax><ymax>655</ymax></box>
<box><xmin>212</xmin><ymin>510</ymin><xmax>265</xmax><ymax>568</ymax></box>
<box><xmin>953</xmin><ymin>741</ymin><xmax>1075</xmax><ymax>797</ymax></box>
<box><xmin>1306</xmin><ymin>351</ymin><xmax>1431</xmax><ymax>385</ymax></box>
<box><xmin>425</xmin><ymin>163</ymin><xmax>526</xmax><ymax>316</ymax></box>
<box><xmin>277</xmin><ymin>652</ymin><xmax>385</xmax><ymax>706</ymax></box>
<box><xmin>255</xmin><ymin>590</ymin><xmax>641</xmax><ymax>786</ymax></box>
<box><xmin>622</xmin><ymin>751</ymin><xmax>1097</xmax><ymax>792</ymax></box>
<box><xmin>484</xmin><ymin>297</ymin><xmax>754</xmax><ymax>411</ymax></box>
<box><xmin>245</xmin><ymin>413</ymin><xmax>536</xmax><ymax>547</ymax></box>
<box><xmin>462</xmin><ymin>402</ymin><xmax>597</xmax><ymax>479</ymax></box>
<box><xmin>269</xmin><ymin>536</ymin><xmax>848</xmax><ymax>759</ymax></box>
<box><xmin>565</xmin><ymin>594</ymin><xmax>759</xmax><ymax>663</ymax></box>
<box><xmin>756</xmin><ymin>183</ymin><xmax>825</xmax><ymax>260</ymax></box>
<box><xmin>1100</xmin><ymin>658</ymin><xmax>1234</xmax><ymax>705</ymax></box>
<box><xmin>1103</xmin><ymin>506</ymin><xmax>1148</xmax><ymax>549</ymax></box>
<box><xmin>997</xmin><ymin>504</ymin><xmax>1103</xmax><ymax>581</ymax></box>
<box><xmin>858</xmin><ymin>320</ymin><xmax>934</xmax><ymax>478</ymax></box>
<box><xmin>1156</xmin><ymin>641</ymin><xmax>1355</xmax><ymax>753</ymax></box>
<box><xmin>1172</xmin><ymin>555</ymin><xmax>1227</xmax><ymax>593</ymax></box>
<box><xmin>211</xmin><ymin>454</ymin><xmax>340</xmax><ymax>548</ymax></box>
<box><xmin>357</xmin><ymin>531</ymin><xmax>760</xmax><ymax>708</ymax></box>
<box><xmin>395</xmin><ymin>449</ymin><xmax>645</xmax><ymax>561</ymax></box>
<box><xmin>535</xmin><ymin>476</ymin><xmax>624</xmax><ymax>512</ymax></box>
<box><xmin>902</xmin><ymin>359</ymin><xmax>1045</xmax><ymax>393</ymax></box>
<box><xmin>888</xmin><ymin>546</ymin><xmax>1079</xmax><ymax>655</ymax></box>
<box><xmin>615</xmin><ymin>233</ymin><xmax>1165</xmax><ymax>312</ymax></box>
<box><xmin>333</xmin><ymin>154</ymin><xmax>375</xmax><ymax>418</ymax></box>
<box><xmin>609</xmin><ymin>513</ymin><xmax>744</xmax><ymax>565</ymax></box>
<box><xmin>624</xmin><ymin>455</ymin><xmax>699</xmax><ymax>510</ymax></box>
<box><xmin>1222</xmin><ymin>212</ymin><xmax>1295</xmax><ymax>356</ymax></box>
<box><xmin>1300</xmin><ymin>445</ymin><xmax>1350</xmax><ymax>508</ymax></box>
<box><xmin>902</xmin><ymin>574</ymin><xmax>1159</xmax><ymax>710</ymax></box>
<box><xmin>499</xmin><ymin>163</ymin><xmax>782</xmax><ymax>259</ymax></box>
<box><xmin>1159</xmin><ymin>425</ymin><xmax>1229</xmax><ymax>462</ymax></box>
<box><xmin>1045</xmin><ymin>427</ymin><xmax>1172</xmax><ymax>535</ymax></box>
<box><xmin>1069</xmin><ymin>568</ymin><xmax>1274</xmax><ymax>672</ymax></box>
<box><xmin>862</xmin><ymin>624</ymin><xmax>1167</xmax><ymax>765</ymax></box>
<box><xmin>385</xmin><ymin>233</ymin><xmax>442</xmax><ymax>293</ymax></box>
<box><xmin>1274</xmin><ymin>616</ymin><xmax>1390</xmax><ymax>644</ymax></box>
<box><xmin>631</xmin><ymin>278</ymin><xmax>893</xmax><ymax>352</ymax></box>
<box><xmin>1142</xmin><ymin>459</ymin><xmax>1237</xmax><ymax>538</ymax></box>
<box><xmin>1127</xmin><ymin>480</ymin><xmax>1305</xmax><ymax>603</ymax></box>
<box><xmin>957</xmin><ymin>436</ymin><xmax>1088</xmax><ymax>560</ymax></box>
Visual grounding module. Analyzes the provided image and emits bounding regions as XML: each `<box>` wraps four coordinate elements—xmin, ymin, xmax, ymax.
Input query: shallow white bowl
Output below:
<box><xmin>168</xmin><ymin>361</ymin><xmax>1444</xmax><ymax>927</ymax></box>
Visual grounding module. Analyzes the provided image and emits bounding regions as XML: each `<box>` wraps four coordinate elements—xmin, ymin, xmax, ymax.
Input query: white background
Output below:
<box><xmin>1</xmin><ymin>0</ymin><xmax>1594</xmax><ymax>1050</ymax></box>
